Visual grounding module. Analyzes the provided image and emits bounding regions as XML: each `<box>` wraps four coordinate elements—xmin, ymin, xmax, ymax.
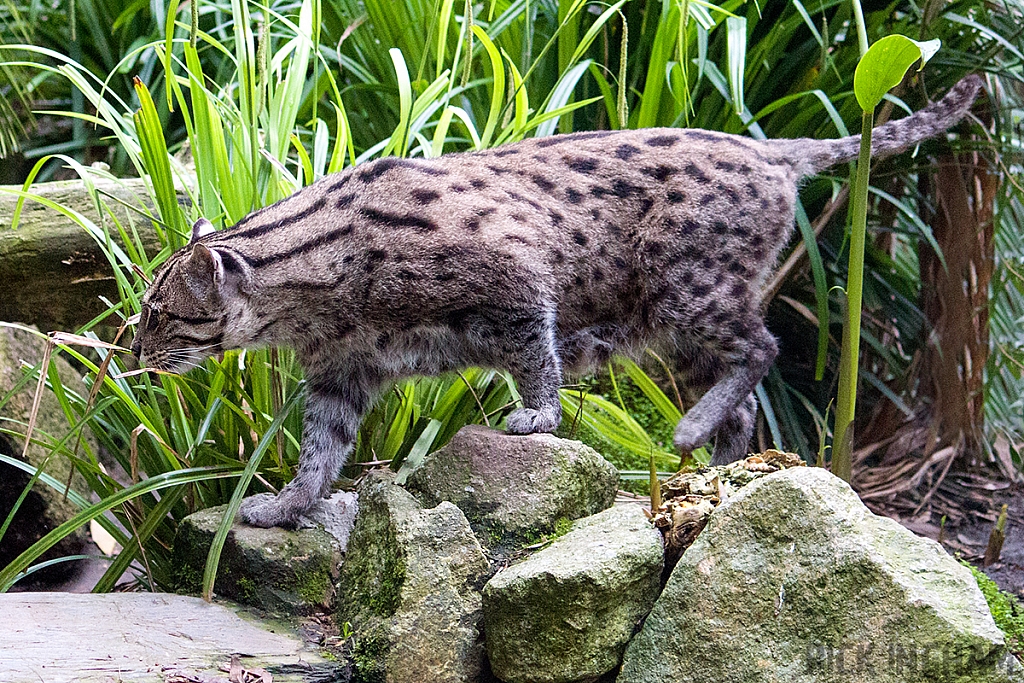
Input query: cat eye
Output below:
<box><xmin>144</xmin><ymin>308</ymin><xmax>159</xmax><ymax>331</ymax></box>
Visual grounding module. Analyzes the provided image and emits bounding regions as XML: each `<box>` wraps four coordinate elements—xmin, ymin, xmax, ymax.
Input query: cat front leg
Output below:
<box><xmin>502</xmin><ymin>308</ymin><xmax>563</xmax><ymax>435</ymax></box>
<box><xmin>239</xmin><ymin>371</ymin><xmax>375</xmax><ymax>528</ymax></box>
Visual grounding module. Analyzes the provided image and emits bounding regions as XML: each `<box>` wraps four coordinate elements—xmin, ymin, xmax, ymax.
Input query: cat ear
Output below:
<box><xmin>191</xmin><ymin>218</ymin><xmax>216</xmax><ymax>242</ymax></box>
<box><xmin>184</xmin><ymin>242</ymin><xmax>226</xmax><ymax>297</ymax></box>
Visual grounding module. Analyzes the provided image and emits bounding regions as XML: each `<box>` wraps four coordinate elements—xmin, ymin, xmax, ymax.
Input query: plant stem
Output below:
<box><xmin>984</xmin><ymin>504</ymin><xmax>1008</xmax><ymax>567</ymax></box>
<box><xmin>850</xmin><ymin>0</ymin><xmax>869</xmax><ymax>56</ymax></box>
<box><xmin>832</xmin><ymin>109</ymin><xmax>873</xmax><ymax>482</ymax></box>
<box><xmin>649</xmin><ymin>452</ymin><xmax>661</xmax><ymax>513</ymax></box>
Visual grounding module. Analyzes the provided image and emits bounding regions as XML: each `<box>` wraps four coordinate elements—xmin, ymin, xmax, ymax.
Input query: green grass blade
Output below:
<box><xmin>382</xmin><ymin>48</ymin><xmax>414</xmax><ymax>157</ymax></box>
<box><xmin>201</xmin><ymin>384</ymin><xmax>305</xmax><ymax>601</ymax></box>
<box><xmin>725</xmin><ymin>16</ymin><xmax>747</xmax><ymax>116</ymax></box>
<box><xmin>132</xmin><ymin>78</ymin><xmax>183</xmax><ymax>247</ymax></box>
<box><xmin>0</xmin><ymin>465</ymin><xmax>240</xmax><ymax>592</ymax></box>
<box><xmin>617</xmin><ymin>357</ymin><xmax>683</xmax><ymax>424</ymax></box>
<box><xmin>472</xmin><ymin>25</ymin><xmax>505</xmax><ymax>148</ymax></box>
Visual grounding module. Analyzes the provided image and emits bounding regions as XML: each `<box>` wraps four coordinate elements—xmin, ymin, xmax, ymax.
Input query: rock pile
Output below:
<box><xmin>171</xmin><ymin>427</ymin><xmax>1024</xmax><ymax>683</ymax></box>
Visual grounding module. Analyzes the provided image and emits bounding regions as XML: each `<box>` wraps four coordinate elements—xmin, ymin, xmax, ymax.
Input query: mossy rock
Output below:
<box><xmin>172</xmin><ymin>504</ymin><xmax>342</xmax><ymax>615</ymax></box>
<box><xmin>619</xmin><ymin>467</ymin><xmax>1024</xmax><ymax>683</ymax></box>
<box><xmin>404</xmin><ymin>425</ymin><xmax>618</xmax><ymax>553</ymax></box>
<box><xmin>337</xmin><ymin>469</ymin><xmax>490</xmax><ymax>683</ymax></box>
<box><xmin>483</xmin><ymin>504</ymin><xmax>664</xmax><ymax>683</ymax></box>
<box><xmin>0</xmin><ymin>178</ymin><xmax>163</xmax><ymax>330</ymax></box>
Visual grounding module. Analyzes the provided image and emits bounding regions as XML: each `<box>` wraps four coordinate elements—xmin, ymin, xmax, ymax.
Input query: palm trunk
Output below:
<box><xmin>918</xmin><ymin>152</ymin><xmax>996</xmax><ymax>464</ymax></box>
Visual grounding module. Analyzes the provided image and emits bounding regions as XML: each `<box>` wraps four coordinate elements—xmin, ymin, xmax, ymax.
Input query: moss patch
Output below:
<box><xmin>965</xmin><ymin>561</ymin><xmax>1024</xmax><ymax>657</ymax></box>
<box><xmin>338</xmin><ymin>491</ymin><xmax>407</xmax><ymax>619</ymax></box>
<box><xmin>553</xmin><ymin>516</ymin><xmax>574</xmax><ymax>539</ymax></box>
<box><xmin>363</xmin><ymin>546</ymin><xmax>406</xmax><ymax>617</ymax></box>
<box><xmin>351</xmin><ymin>626</ymin><xmax>390</xmax><ymax>683</ymax></box>
<box><xmin>173</xmin><ymin>560</ymin><xmax>204</xmax><ymax>595</ymax></box>
<box><xmin>297</xmin><ymin>565</ymin><xmax>335</xmax><ymax>607</ymax></box>
<box><xmin>236</xmin><ymin>576</ymin><xmax>259</xmax><ymax>604</ymax></box>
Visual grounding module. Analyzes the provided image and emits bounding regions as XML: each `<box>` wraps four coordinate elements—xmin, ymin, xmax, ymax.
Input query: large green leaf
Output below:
<box><xmin>853</xmin><ymin>35</ymin><xmax>940</xmax><ymax>111</ymax></box>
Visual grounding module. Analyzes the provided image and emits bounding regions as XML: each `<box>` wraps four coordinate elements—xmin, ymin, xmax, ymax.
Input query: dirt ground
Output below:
<box><xmin>898</xmin><ymin>483</ymin><xmax>1024</xmax><ymax>597</ymax></box>
<box><xmin>950</xmin><ymin>517</ymin><xmax>1024</xmax><ymax>597</ymax></box>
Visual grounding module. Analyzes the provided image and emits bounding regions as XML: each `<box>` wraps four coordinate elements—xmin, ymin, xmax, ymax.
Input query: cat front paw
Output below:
<box><xmin>238</xmin><ymin>492</ymin><xmax>304</xmax><ymax>529</ymax></box>
<box><xmin>505</xmin><ymin>407</ymin><xmax>561</xmax><ymax>435</ymax></box>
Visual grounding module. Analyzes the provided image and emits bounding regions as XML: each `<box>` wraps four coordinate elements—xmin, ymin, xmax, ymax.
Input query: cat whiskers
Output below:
<box><xmin>170</xmin><ymin>342</ymin><xmax>220</xmax><ymax>354</ymax></box>
<box><xmin>165</xmin><ymin>347</ymin><xmax>214</xmax><ymax>374</ymax></box>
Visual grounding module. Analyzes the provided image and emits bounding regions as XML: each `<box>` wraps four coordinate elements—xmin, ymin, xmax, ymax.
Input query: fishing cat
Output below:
<box><xmin>131</xmin><ymin>75</ymin><xmax>981</xmax><ymax>528</ymax></box>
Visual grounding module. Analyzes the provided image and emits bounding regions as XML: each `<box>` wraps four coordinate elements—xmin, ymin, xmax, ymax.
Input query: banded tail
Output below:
<box><xmin>771</xmin><ymin>74</ymin><xmax>983</xmax><ymax>176</ymax></box>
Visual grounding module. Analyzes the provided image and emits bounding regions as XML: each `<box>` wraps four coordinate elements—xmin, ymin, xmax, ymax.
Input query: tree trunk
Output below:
<box><xmin>919</xmin><ymin>152</ymin><xmax>996</xmax><ymax>464</ymax></box>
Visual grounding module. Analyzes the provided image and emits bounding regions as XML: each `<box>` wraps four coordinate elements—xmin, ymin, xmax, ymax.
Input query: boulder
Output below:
<box><xmin>0</xmin><ymin>324</ymin><xmax>96</xmax><ymax>588</ymax></box>
<box><xmin>404</xmin><ymin>425</ymin><xmax>619</xmax><ymax>549</ymax></box>
<box><xmin>337</xmin><ymin>469</ymin><xmax>490</xmax><ymax>683</ymax></box>
<box><xmin>619</xmin><ymin>467</ymin><xmax>1024</xmax><ymax>683</ymax></box>
<box><xmin>172</xmin><ymin>491</ymin><xmax>356</xmax><ymax>614</ymax></box>
<box><xmin>483</xmin><ymin>504</ymin><xmax>663</xmax><ymax>683</ymax></box>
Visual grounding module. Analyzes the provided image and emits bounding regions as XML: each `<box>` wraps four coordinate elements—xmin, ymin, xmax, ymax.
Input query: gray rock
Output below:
<box><xmin>619</xmin><ymin>467</ymin><xmax>1024</xmax><ymax>683</ymax></box>
<box><xmin>483</xmin><ymin>504</ymin><xmax>663</xmax><ymax>683</ymax></box>
<box><xmin>404</xmin><ymin>425</ymin><xmax>619</xmax><ymax>549</ymax></box>
<box><xmin>172</xmin><ymin>491</ymin><xmax>357</xmax><ymax>614</ymax></box>
<box><xmin>0</xmin><ymin>324</ymin><xmax>96</xmax><ymax>588</ymax></box>
<box><xmin>338</xmin><ymin>469</ymin><xmax>490</xmax><ymax>683</ymax></box>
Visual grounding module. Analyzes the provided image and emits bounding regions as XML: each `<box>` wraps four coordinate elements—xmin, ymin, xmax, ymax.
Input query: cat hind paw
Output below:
<box><xmin>673</xmin><ymin>418</ymin><xmax>713</xmax><ymax>455</ymax></box>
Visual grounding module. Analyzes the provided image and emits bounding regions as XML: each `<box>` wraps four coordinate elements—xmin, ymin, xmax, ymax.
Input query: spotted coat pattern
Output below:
<box><xmin>131</xmin><ymin>76</ymin><xmax>982</xmax><ymax>527</ymax></box>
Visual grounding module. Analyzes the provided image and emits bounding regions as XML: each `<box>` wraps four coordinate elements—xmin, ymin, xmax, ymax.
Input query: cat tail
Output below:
<box><xmin>770</xmin><ymin>74</ymin><xmax>983</xmax><ymax>176</ymax></box>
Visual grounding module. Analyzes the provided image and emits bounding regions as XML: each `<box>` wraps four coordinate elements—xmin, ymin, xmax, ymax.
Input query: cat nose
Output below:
<box><xmin>130</xmin><ymin>339</ymin><xmax>142</xmax><ymax>358</ymax></box>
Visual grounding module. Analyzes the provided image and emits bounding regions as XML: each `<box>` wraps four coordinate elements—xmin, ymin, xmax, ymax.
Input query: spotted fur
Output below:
<box><xmin>131</xmin><ymin>76</ymin><xmax>982</xmax><ymax>528</ymax></box>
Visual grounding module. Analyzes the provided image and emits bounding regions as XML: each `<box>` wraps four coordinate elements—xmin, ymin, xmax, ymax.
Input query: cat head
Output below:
<box><xmin>131</xmin><ymin>218</ymin><xmax>254</xmax><ymax>373</ymax></box>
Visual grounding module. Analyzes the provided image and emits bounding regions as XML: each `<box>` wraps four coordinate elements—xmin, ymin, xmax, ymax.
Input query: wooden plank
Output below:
<box><xmin>0</xmin><ymin>592</ymin><xmax>347</xmax><ymax>683</ymax></box>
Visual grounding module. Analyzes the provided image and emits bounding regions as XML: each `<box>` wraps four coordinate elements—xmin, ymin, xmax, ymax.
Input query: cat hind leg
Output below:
<box><xmin>673</xmin><ymin>322</ymin><xmax>777</xmax><ymax>459</ymax></box>
<box><xmin>709</xmin><ymin>392</ymin><xmax>757</xmax><ymax>465</ymax></box>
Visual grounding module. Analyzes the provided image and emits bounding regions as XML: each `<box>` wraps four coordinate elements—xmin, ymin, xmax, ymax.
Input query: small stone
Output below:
<box><xmin>483</xmin><ymin>504</ymin><xmax>664</xmax><ymax>683</ymax></box>
<box><xmin>619</xmin><ymin>467</ymin><xmax>1024</xmax><ymax>683</ymax></box>
<box><xmin>172</xmin><ymin>494</ymin><xmax>355</xmax><ymax>614</ymax></box>
<box><xmin>404</xmin><ymin>425</ymin><xmax>619</xmax><ymax>549</ymax></box>
<box><xmin>302</xmin><ymin>491</ymin><xmax>359</xmax><ymax>548</ymax></box>
<box><xmin>338</xmin><ymin>469</ymin><xmax>490</xmax><ymax>683</ymax></box>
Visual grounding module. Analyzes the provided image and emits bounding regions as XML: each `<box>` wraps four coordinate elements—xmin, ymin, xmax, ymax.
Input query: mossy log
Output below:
<box><xmin>0</xmin><ymin>178</ymin><xmax>163</xmax><ymax>330</ymax></box>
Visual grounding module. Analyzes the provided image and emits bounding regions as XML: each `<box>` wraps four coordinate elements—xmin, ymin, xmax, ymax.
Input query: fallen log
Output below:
<box><xmin>0</xmin><ymin>178</ymin><xmax>163</xmax><ymax>330</ymax></box>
